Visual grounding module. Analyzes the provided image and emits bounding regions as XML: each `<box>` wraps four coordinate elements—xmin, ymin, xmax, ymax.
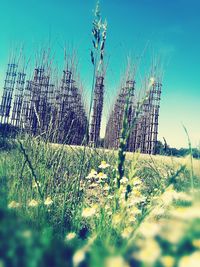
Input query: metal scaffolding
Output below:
<box><xmin>104</xmin><ymin>79</ymin><xmax>135</xmax><ymax>149</ymax></box>
<box><xmin>89</xmin><ymin>75</ymin><xmax>104</xmax><ymax>147</ymax></box>
<box><xmin>0</xmin><ymin>54</ymin><xmax>162</xmax><ymax>154</ymax></box>
<box><xmin>10</xmin><ymin>71</ymin><xmax>26</xmax><ymax>127</ymax></box>
<box><xmin>0</xmin><ymin>62</ymin><xmax>18</xmax><ymax>124</ymax></box>
<box><xmin>104</xmin><ymin>78</ymin><xmax>162</xmax><ymax>154</ymax></box>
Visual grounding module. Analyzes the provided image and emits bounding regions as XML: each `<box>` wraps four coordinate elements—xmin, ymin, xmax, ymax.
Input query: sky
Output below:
<box><xmin>0</xmin><ymin>0</ymin><xmax>199</xmax><ymax>148</ymax></box>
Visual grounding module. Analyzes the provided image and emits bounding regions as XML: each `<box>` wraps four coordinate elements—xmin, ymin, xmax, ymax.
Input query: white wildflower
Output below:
<box><xmin>32</xmin><ymin>180</ymin><xmax>41</xmax><ymax>188</ymax></box>
<box><xmin>139</xmin><ymin>222</ymin><xmax>160</xmax><ymax>238</ymax></box>
<box><xmin>160</xmin><ymin>220</ymin><xmax>186</xmax><ymax>244</ymax></box>
<box><xmin>129</xmin><ymin>206</ymin><xmax>142</xmax><ymax>216</ymax></box>
<box><xmin>132</xmin><ymin>177</ymin><xmax>142</xmax><ymax>186</ymax></box>
<box><xmin>133</xmin><ymin>239</ymin><xmax>161</xmax><ymax>264</ymax></box>
<box><xmin>97</xmin><ymin>172</ymin><xmax>108</xmax><ymax>180</ymax></box>
<box><xmin>28</xmin><ymin>199</ymin><xmax>39</xmax><ymax>207</ymax></box>
<box><xmin>160</xmin><ymin>255</ymin><xmax>175</xmax><ymax>267</ymax></box>
<box><xmin>21</xmin><ymin>230</ymin><xmax>32</xmax><ymax>239</ymax></box>
<box><xmin>8</xmin><ymin>201</ymin><xmax>20</xmax><ymax>209</ymax></box>
<box><xmin>73</xmin><ymin>249</ymin><xmax>85</xmax><ymax>267</ymax></box>
<box><xmin>86</xmin><ymin>169</ymin><xmax>97</xmax><ymax>179</ymax></box>
<box><xmin>129</xmin><ymin>216</ymin><xmax>137</xmax><ymax>223</ymax></box>
<box><xmin>121</xmin><ymin>227</ymin><xmax>133</xmax><ymax>239</ymax></box>
<box><xmin>103</xmin><ymin>184</ymin><xmax>110</xmax><ymax>191</ymax></box>
<box><xmin>151</xmin><ymin>206</ymin><xmax>165</xmax><ymax>217</ymax></box>
<box><xmin>105</xmin><ymin>204</ymin><xmax>110</xmax><ymax>210</ymax></box>
<box><xmin>120</xmin><ymin>176</ymin><xmax>129</xmax><ymax>185</ymax></box>
<box><xmin>89</xmin><ymin>182</ymin><xmax>99</xmax><ymax>188</ymax></box>
<box><xmin>65</xmin><ymin>232</ymin><xmax>76</xmax><ymax>241</ymax></box>
<box><xmin>179</xmin><ymin>251</ymin><xmax>200</xmax><ymax>267</ymax></box>
<box><xmin>129</xmin><ymin>196</ymin><xmax>146</xmax><ymax>205</ymax></box>
<box><xmin>112</xmin><ymin>213</ymin><xmax>122</xmax><ymax>226</ymax></box>
<box><xmin>44</xmin><ymin>196</ymin><xmax>53</xmax><ymax>206</ymax></box>
<box><xmin>98</xmin><ymin>161</ymin><xmax>110</xmax><ymax>169</ymax></box>
<box><xmin>105</xmin><ymin>256</ymin><xmax>129</xmax><ymax>267</ymax></box>
<box><xmin>82</xmin><ymin>206</ymin><xmax>96</xmax><ymax>218</ymax></box>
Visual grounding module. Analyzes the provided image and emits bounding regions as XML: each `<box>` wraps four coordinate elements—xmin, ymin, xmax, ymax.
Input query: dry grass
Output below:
<box><xmin>51</xmin><ymin>143</ymin><xmax>200</xmax><ymax>177</ymax></box>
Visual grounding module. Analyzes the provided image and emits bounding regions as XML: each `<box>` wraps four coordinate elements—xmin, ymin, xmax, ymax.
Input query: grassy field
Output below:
<box><xmin>0</xmin><ymin>136</ymin><xmax>200</xmax><ymax>267</ymax></box>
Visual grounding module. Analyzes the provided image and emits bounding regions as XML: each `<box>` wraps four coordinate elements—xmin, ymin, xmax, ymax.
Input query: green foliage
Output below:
<box><xmin>0</xmin><ymin>207</ymin><xmax>75</xmax><ymax>267</ymax></box>
<box><xmin>0</xmin><ymin>138</ymin><xmax>200</xmax><ymax>266</ymax></box>
<box><xmin>91</xmin><ymin>0</ymin><xmax>107</xmax><ymax>70</ymax></box>
<box><xmin>155</xmin><ymin>140</ymin><xmax>200</xmax><ymax>159</ymax></box>
<box><xmin>0</xmin><ymin>1</ymin><xmax>199</xmax><ymax>266</ymax></box>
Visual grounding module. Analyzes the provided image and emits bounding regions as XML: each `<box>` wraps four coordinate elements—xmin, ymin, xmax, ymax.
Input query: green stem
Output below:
<box><xmin>183</xmin><ymin>125</ymin><xmax>194</xmax><ymax>192</ymax></box>
<box><xmin>18</xmin><ymin>140</ymin><xmax>44</xmax><ymax>201</ymax></box>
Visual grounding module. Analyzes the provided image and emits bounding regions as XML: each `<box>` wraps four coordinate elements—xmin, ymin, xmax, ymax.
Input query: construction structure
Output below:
<box><xmin>89</xmin><ymin>75</ymin><xmax>105</xmax><ymax>147</ymax></box>
<box><xmin>0</xmin><ymin>55</ymin><xmax>88</xmax><ymax>145</ymax></box>
<box><xmin>104</xmin><ymin>77</ymin><xmax>162</xmax><ymax>154</ymax></box>
<box><xmin>0</xmin><ymin>49</ymin><xmax>162</xmax><ymax>154</ymax></box>
<box><xmin>10</xmin><ymin>69</ymin><xmax>26</xmax><ymax>127</ymax></box>
<box><xmin>104</xmin><ymin>79</ymin><xmax>135</xmax><ymax>149</ymax></box>
<box><xmin>0</xmin><ymin>0</ymin><xmax>162</xmax><ymax>154</ymax></box>
<box><xmin>0</xmin><ymin>60</ymin><xmax>18</xmax><ymax>125</ymax></box>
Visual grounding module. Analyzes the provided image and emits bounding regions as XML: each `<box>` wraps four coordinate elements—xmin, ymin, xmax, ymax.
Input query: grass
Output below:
<box><xmin>0</xmin><ymin>134</ymin><xmax>200</xmax><ymax>267</ymax></box>
<box><xmin>0</xmin><ymin>2</ymin><xmax>199</xmax><ymax>266</ymax></box>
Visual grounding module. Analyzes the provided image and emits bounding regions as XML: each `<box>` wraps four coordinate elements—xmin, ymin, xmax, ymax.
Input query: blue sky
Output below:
<box><xmin>0</xmin><ymin>0</ymin><xmax>199</xmax><ymax>148</ymax></box>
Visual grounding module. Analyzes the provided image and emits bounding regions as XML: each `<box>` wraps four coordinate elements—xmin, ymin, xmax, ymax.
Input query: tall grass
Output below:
<box><xmin>0</xmin><ymin>128</ymin><xmax>200</xmax><ymax>266</ymax></box>
<box><xmin>0</xmin><ymin>64</ymin><xmax>199</xmax><ymax>265</ymax></box>
<box><xmin>0</xmin><ymin>1</ymin><xmax>200</xmax><ymax>265</ymax></box>
<box><xmin>183</xmin><ymin>125</ymin><xmax>194</xmax><ymax>192</ymax></box>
